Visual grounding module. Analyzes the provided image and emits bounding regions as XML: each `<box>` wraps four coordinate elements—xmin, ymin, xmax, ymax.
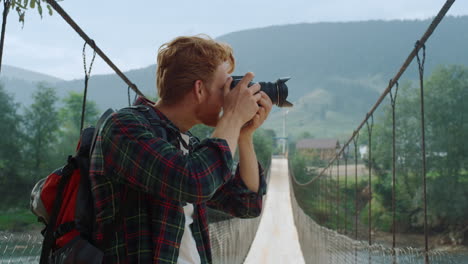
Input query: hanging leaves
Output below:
<box><xmin>7</xmin><ymin>0</ymin><xmax>64</xmax><ymax>26</ymax></box>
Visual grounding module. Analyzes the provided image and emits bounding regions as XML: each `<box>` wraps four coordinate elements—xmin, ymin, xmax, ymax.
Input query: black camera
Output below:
<box><xmin>230</xmin><ymin>76</ymin><xmax>293</xmax><ymax>107</ymax></box>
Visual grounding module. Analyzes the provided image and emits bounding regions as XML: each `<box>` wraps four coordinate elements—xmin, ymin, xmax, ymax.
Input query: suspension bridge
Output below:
<box><xmin>1</xmin><ymin>0</ymin><xmax>467</xmax><ymax>263</ymax></box>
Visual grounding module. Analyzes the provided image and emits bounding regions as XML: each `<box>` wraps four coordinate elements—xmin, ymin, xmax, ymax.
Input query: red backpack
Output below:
<box><xmin>30</xmin><ymin>108</ymin><xmax>114</xmax><ymax>264</ymax></box>
<box><xmin>30</xmin><ymin>105</ymin><xmax>170</xmax><ymax>264</ymax></box>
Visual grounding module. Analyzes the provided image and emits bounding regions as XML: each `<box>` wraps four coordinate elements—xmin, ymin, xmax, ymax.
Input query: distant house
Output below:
<box><xmin>296</xmin><ymin>138</ymin><xmax>340</xmax><ymax>160</ymax></box>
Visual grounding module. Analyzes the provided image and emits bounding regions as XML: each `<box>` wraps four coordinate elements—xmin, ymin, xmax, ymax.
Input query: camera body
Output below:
<box><xmin>230</xmin><ymin>76</ymin><xmax>293</xmax><ymax>107</ymax></box>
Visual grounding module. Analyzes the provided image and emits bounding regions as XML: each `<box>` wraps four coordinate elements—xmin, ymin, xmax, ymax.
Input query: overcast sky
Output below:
<box><xmin>4</xmin><ymin>0</ymin><xmax>467</xmax><ymax>80</ymax></box>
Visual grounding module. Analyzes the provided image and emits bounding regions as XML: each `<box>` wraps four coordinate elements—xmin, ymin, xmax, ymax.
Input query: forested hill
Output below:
<box><xmin>2</xmin><ymin>16</ymin><xmax>468</xmax><ymax>137</ymax></box>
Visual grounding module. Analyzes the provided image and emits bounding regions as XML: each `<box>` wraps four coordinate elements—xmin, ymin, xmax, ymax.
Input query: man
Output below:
<box><xmin>90</xmin><ymin>35</ymin><xmax>272</xmax><ymax>263</ymax></box>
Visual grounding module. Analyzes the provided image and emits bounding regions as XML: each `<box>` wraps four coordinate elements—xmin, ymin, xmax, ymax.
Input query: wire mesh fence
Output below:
<box><xmin>0</xmin><ymin>232</ymin><xmax>41</xmax><ymax>264</ymax></box>
<box><xmin>289</xmin><ymin>162</ymin><xmax>468</xmax><ymax>264</ymax></box>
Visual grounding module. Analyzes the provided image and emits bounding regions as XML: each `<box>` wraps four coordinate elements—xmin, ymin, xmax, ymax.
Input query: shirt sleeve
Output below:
<box><xmin>99</xmin><ymin>110</ymin><xmax>234</xmax><ymax>204</ymax></box>
<box><xmin>206</xmin><ymin>162</ymin><xmax>268</xmax><ymax>218</ymax></box>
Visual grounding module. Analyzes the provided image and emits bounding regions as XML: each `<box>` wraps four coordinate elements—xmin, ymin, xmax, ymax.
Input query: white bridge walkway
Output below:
<box><xmin>244</xmin><ymin>157</ymin><xmax>305</xmax><ymax>264</ymax></box>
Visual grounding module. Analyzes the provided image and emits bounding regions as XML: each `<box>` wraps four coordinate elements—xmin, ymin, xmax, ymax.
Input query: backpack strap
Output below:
<box><xmin>125</xmin><ymin>105</ymin><xmax>191</xmax><ymax>151</ymax></box>
<box><xmin>39</xmin><ymin>156</ymin><xmax>77</xmax><ymax>264</ymax></box>
<box><xmin>90</xmin><ymin>108</ymin><xmax>115</xmax><ymax>158</ymax></box>
<box><xmin>53</xmin><ymin>221</ymin><xmax>75</xmax><ymax>240</ymax></box>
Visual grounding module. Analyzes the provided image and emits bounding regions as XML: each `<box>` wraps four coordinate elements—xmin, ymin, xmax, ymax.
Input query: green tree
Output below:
<box><xmin>190</xmin><ymin>125</ymin><xmax>273</xmax><ymax>168</ymax></box>
<box><xmin>253</xmin><ymin>128</ymin><xmax>274</xmax><ymax>168</ymax></box>
<box><xmin>57</xmin><ymin>91</ymin><xmax>99</xmax><ymax>158</ymax></box>
<box><xmin>372</xmin><ymin>65</ymin><xmax>468</xmax><ymax>232</ymax></box>
<box><xmin>59</xmin><ymin>91</ymin><xmax>99</xmax><ymax>130</ymax></box>
<box><xmin>298</xmin><ymin>131</ymin><xmax>313</xmax><ymax>140</ymax></box>
<box><xmin>0</xmin><ymin>84</ymin><xmax>24</xmax><ymax>184</ymax></box>
<box><xmin>23</xmin><ymin>84</ymin><xmax>60</xmax><ymax>180</ymax></box>
<box><xmin>424</xmin><ymin>65</ymin><xmax>468</xmax><ymax>227</ymax></box>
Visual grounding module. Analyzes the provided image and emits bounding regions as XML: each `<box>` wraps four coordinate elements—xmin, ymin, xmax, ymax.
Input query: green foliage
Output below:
<box><xmin>9</xmin><ymin>0</ymin><xmax>61</xmax><ymax>26</ymax></box>
<box><xmin>297</xmin><ymin>131</ymin><xmax>313</xmax><ymax>140</ymax></box>
<box><xmin>0</xmin><ymin>208</ymin><xmax>42</xmax><ymax>232</ymax></box>
<box><xmin>190</xmin><ymin>125</ymin><xmax>274</xmax><ymax>168</ymax></box>
<box><xmin>289</xmin><ymin>154</ymin><xmax>314</xmax><ymax>184</ymax></box>
<box><xmin>372</xmin><ymin>65</ymin><xmax>468</xmax><ymax>232</ymax></box>
<box><xmin>23</xmin><ymin>84</ymin><xmax>60</xmax><ymax>179</ymax></box>
<box><xmin>0</xmin><ymin>84</ymin><xmax>26</xmax><ymax>208</ymax></box>
<box><xmin>56</xmin><ymin>91</ymin><xmax>100</xmax><ymax>159</ymax></box>
<box><xmin>0</xmin><ymin>208</ymin><xmax>39</xmax><ymax>231</ymax></box>
<box><xmin>289</xmin><ymin>66</ymin><xmax>468</xmax><ymax>235</ymax></box>
<box><xmin>0</xmin><ymin>84</ymin><xmax>103</xmax><ymax>213</ymax></box>
<box><xmin>59</xmin><ymin>91</ymin><xmax>99</xmax><ymax>130</ymax></box>
<box><xmin>253</xmin><ymin>128</ymin><xmax>274</xmax><ymax>168</ymax></box>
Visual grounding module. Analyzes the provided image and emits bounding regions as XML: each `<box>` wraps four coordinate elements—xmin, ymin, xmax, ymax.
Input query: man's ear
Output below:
<box><xmin>193</xmin><ymin>80</ymin><xmax>205</xmax><ymax>103</ymax></box>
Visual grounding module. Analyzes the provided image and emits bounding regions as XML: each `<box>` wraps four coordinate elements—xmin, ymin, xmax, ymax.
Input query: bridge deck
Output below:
<box><xmin>244</xmin><ymin>157</ymin><xmax>305</xmax><ymax>264</ymax></box>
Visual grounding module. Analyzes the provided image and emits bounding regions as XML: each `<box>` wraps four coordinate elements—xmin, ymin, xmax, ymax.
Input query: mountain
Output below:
<box><xmin>0</xmin><ymin>64</ymin><xmax>157</xmax><ymax>109</ymax></box>
<box><xmin>52</xmin><ymin>65</ymin><xmax>158</xmax><ymax>110</ymax></box>
<box><xmin>2</xmin><ymin>65</ymin><xmax>63</xmax><ymax>83</ymax></box>
<box><xmin>1</xmin><ymin>65</ymin><xmax>65</xmax><ymax>107</ymax></box>
<box><xmin>2</xmin><ymin>16</ymin><xmax>468</xmax><ymax>138</ymax></box>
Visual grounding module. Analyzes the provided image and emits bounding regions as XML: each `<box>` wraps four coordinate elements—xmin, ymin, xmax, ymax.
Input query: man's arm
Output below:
<box><xmin>237</xmin><ymin>90</ymin><xmax>272</xmax><ymax>192</ymax></box>
<box><xmin>205</xmin><ymin>90</ymin><xmax>272</xmax><ymax>218</ymax></box>
<box><xmin>238</xmin><ymin>135</ymin><xmax>260</xmax><ymax>193</ymax></box>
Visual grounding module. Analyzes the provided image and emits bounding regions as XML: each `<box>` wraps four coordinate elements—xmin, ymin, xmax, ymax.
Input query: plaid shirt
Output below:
<box><xmin>89</xmin><ymin>97</ymin><xmax>267</xmax><ymax>264</ymax></box>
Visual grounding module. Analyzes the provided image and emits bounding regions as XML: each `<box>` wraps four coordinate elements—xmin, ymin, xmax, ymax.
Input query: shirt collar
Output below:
<box><xmin>133</xmin><ymin>96</ymin><xmax>194</xmax><ymax>138</ymax></box>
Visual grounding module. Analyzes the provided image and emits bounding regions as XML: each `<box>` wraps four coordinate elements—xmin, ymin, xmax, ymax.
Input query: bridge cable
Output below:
<box><xmin>0</xmin><ymin>0</ymin><xmax>11</xmax><ymax>74</ymax></box>
<box><xmin>343</xmin><ymin>145</ymin><xmax>350</xmax><ymax>262</ymax></box>
<box><xmin>44</xmin><ymin>0</ymin><xmax>145</xmax><ymax>98</ymax></box>
<box><xmin>343</xmin><ymin>145</ymin><xmax>350</xmax><ymax>234</ymax></box>
<box><xmin>365</xmin><ymin>115</ymin><xmax>374</xmax><ymax>263</ymax></box>
<box><xmin>415</xmin><ymin>40</ymin><xmax>430</xmax><ymax>264</ymax></box>
<box><xmin>389</xmin><ymin>80</ymin><xmax>400</xmax><ymax>264</ymax></box>
<box><xmin>352</xmin><ymin>132</ymin><xmax>360</xmax><ymax>264</ymax></box>
<box><xmin>328</xmin><ymin>167</ymin><xmax>333</xmax><ymax>264</ymax></box>
<box><xmin>336</xmin><ymin>155</ymin><xmax>340</xmax><ymax>233</ymax></box>
<box><xmin>80</xmin><ymin>41</ymin><xmax>96</xmax><ymax>132</ymax></box>
<box><xmin>127</xmin><ymin>86</ymin><xmax>131</xmax><ymax>106</ymax></box>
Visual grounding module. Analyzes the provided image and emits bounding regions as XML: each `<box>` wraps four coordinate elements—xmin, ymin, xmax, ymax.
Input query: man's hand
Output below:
<box><xmin>222</xmin><ymin>72</ymin><xmax>262</xmax><ymax>126</ymax></box>
<box><xmin>240</xmin><ymin>91</ymin><xmax>273</xmax><ymax>139</ymax></box>
<box><xmin>212</xmin><ymin>72</ymin><xmax>262</xmax><ymax>155</ymax></box>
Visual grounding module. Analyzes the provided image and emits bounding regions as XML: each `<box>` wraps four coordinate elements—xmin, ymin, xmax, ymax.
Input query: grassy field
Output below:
<box><xmin>0</xmin><ymin>208</ymin><xmax>41</xmax><ymax>232</ymax></box>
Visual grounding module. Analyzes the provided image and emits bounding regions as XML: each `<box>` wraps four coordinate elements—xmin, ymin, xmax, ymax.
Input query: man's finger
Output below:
<box><xmin>253</xmin><ymin>93</ymin><xmax>263</xmax><ymax>102</ymax></box>
<box><xmin>260</xmin><ymin>91</ymin><xmax>272</xmax><ymax>107</ymax></box>
<box><xmin>258</xmin><ymin>97</ymin><xmax>269</xmax><ymax>107</ymax></box>
<box><xmin>237</xmin><ymin>72</ymin><xmax>255</xmax><ymax>89</ymax></box>
<box><xmin>258</xmin><ymin>97</ymin><xmax>272</xmax><ymax>112</ymax></box>
<box><xmin>249</xmin><ymin>83</ymin><xmax>261</xmax><ymax>94</ymax></box>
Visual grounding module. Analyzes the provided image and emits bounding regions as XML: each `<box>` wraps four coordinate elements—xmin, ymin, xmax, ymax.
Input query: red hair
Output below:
<box><xmin>156</xmin><ymin>35</ymin><xmax>235</xmax><ymax>104</ymax></box>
